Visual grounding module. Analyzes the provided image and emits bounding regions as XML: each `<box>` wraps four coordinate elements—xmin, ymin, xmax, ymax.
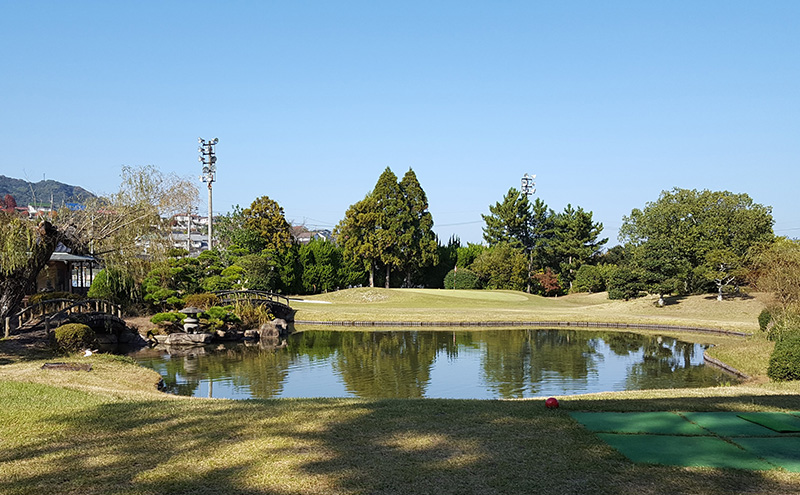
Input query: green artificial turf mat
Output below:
<box><xmin>737</xmin><ymin>413</ymin><xmax>800</xmax><ymax>433</ymax></box>
<box><xmin>569</xmin><ymin>412</ymin><xmax>707</xmax><ymax>435</ymax></box>
<box><xmin>680</xmin><ymin>412</ymin><xmax>785</xmax><ymax>437</ymax></box>
<box><xmin>597</xmin><ymin>434</ymin><xmax>775</xmax><ymax>470</ymax></box>
<box><xmin>734</xmin><ymin>437</ymin><xmax>800</xmax><ymax>472</ymax></box>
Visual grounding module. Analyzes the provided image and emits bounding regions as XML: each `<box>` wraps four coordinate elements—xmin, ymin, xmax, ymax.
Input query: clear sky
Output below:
<box><xmin>2</xmin><ymin>1</ymin><xmax>798</xmax><ymax>245</ymax></box>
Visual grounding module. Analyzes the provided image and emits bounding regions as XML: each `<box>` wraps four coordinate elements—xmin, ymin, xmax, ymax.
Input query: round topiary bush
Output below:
<box><xmin>443</xmin><ymin>268</ymin><xmax>481</xmax><ymax>290</ymax></box>
<box><xmin>53</xmin><ymin>323</ymin><xmax>97</xmax><ymax>353</ymax></box>
<box><xmin>767</xmin><ymin>336</ymin><xmax>800</xmax><ymax>381</ymax></box>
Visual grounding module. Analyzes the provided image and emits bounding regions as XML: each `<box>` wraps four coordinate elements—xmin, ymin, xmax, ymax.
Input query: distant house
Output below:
<box><xmin>291</xmin><ymin>226</ymin><xmax>332</xmax><ymax>244</ymax></box>
<box><xmin>170</xmin><ymin>213</ymin><xmax>210</xmax><ymax>254</ymax></box>
<box><xmin>35</xmin><ymin>243</ymin><xmax>97</xmax><ymax>295</ymax></box>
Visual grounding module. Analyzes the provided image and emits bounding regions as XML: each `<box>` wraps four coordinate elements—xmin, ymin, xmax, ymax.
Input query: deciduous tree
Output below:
<box><xmin>620</xmin><ymin>188</ymin><xmax>774</xmax><ymax>295</ymax></box>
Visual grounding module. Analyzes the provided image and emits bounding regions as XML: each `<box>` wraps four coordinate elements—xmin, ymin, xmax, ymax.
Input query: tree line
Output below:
<box><xmin>2</xmin><ymin>164</ymin><xmax>797</xmax><ymax>326</ymax></box>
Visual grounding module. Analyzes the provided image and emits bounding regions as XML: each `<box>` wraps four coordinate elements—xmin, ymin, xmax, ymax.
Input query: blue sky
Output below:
<box><xmin>2</xmin><ymin>1</ymin><xmax>798</xmax><ymax>245</ymax></box>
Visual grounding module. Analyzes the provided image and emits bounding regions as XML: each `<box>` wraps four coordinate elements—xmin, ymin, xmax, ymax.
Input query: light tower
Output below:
<box><xmin>199</xmin><ymin>137</ymin><xmax>218</xmax><ymax>250</ymax></box>
<box><xmin>521</xmin><ymin>173</ymin><xmax>536</xmax><ymax>293</ymax></box>
<box><xmin>521</xmin><ymin>173</ymin><xmax>536</xmax><ymax>196</ymax></box>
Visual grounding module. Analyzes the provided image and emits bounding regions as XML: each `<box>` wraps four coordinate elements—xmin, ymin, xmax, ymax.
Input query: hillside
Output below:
<box><xmin>0</xmin><ymin>175</ymin><xmax>95</xmax><ymax>207</ymax></box>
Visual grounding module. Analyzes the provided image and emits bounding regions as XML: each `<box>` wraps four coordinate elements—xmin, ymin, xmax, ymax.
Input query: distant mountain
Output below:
<box><xmin>0</xmin><ymin>175</ymin><xmax>96</xmax><ymax>207</ymax></box>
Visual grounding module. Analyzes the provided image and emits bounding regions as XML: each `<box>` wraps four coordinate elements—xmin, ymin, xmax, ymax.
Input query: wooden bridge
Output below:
<box><xmin>214</xmin><ymin>290</ymin><xmax>296</xmax><ymax>322</ymax></box>
<box><xmin>8</xmin><ymin>298</ymin><xmax>127</xmax><ymax>336</ymax></box>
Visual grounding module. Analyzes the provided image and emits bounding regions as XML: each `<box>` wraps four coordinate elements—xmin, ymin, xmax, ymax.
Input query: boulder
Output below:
<box><xmin>164</xmin><ymin>332</ymin><xmax>213</xmax><ymax>346</ymax></box>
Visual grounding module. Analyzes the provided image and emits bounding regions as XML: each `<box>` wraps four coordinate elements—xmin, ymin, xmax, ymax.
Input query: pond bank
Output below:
<box><xmin>296</xmin><ymin>318</ymin><xmax>753</xmax><ymax>337</ymax></box>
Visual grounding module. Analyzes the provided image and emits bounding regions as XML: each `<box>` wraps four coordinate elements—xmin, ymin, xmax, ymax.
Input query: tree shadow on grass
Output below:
<box><xmin>660</xmin><ymin>295</ymin><xmax>688</xmax><ymax>306</ymax></box>
<box><xmin>704</xmin><ymin>293</ymin><xmax>756</xmax><ymax>301</ymax></box>
<box><xmin>2</xmin><ymin>394</ymin><xmax>800</xmax><ymax>495</ymax></box>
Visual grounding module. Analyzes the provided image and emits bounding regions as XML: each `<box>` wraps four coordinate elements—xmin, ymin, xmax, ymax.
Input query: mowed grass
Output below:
<box><xmin>294</xmin><ymin>288</ymin><xmax>768</xmax><ymax>333</ymax></box>
<box><xmin>3</xmin><ymin>359</ymin><xmax>800</xmax><ymax>495</ymax></box>
<box><xmin>2</xmin><ymin>289</ymin><xmax>798</xmax><ymax>494</ymax></box>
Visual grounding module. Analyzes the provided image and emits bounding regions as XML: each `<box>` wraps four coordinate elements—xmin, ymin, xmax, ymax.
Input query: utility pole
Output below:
<box><xmin>199</xmin><ymin>138</ymin><xmax>218</xmax><ymax>251</ymax></box>
<box><xmin>521</xmin><ymin>173</ymin><xmax>536</xmax><ymax>293</ymax></box>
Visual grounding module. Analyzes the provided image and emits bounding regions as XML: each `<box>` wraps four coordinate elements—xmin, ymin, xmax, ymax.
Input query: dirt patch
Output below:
<box><xmin>0</xmin><ymin>326</ymin><xmax>53</xmax><ymax>364</ymax></box>
<box><xmin>124</xmin><ymin>315</ymin><xmax>156</xmax><ymax>335</ymax></box>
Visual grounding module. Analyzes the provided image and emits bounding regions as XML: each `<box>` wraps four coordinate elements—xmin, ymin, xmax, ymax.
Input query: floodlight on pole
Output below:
<box><xmin>520</xmin><ymin>173</ymin><xmax>536</xmax><ymax>294</ymax></box>
<box><xmin>521</xmin><ymin>173</ymin><xmax>536</xmax><ymax>196</ymax></box>
<box><xmin>199</xmin><ymin>137</ymin><xmax>218</xmax><ymax>250</ymax></box>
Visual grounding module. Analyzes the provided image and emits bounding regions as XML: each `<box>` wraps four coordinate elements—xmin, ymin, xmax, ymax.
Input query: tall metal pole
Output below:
<box><xmin>521</xmin><ymin>173</ymin><xmax>536</xmax><ymax>293</ymax></box>
<box><xmin>207</xmin><ymin>182</ymin><xmax>213</xmax><ymax>250</ymax></box>
<box><xmin>199</xmin><ymin>138</ymin><xmax>218</xmax><ymax>251</ymax></box>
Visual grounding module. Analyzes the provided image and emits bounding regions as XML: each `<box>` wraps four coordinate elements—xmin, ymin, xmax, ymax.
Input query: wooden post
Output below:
<box><xmin>4</xmin><ymin>317</ymin><xmax>10</xmax><ymax>338</ymax></box>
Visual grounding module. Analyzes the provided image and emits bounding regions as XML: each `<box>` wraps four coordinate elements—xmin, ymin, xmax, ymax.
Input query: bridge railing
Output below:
<box><xmin>213</xmin><ymin>290</ymin><xmax>292</xmax><ymax>308</ymax></box>
<box><xmin>10</xmin><ymin>298</ymin><xmax>123</xmax><ymax>333</ymax></box>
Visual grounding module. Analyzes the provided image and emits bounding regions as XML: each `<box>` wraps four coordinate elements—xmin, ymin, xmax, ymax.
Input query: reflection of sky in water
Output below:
<box><xmin>132</xmin><ymin>330</ymin><xmax>724</xmax><ymax>400</ymax></box>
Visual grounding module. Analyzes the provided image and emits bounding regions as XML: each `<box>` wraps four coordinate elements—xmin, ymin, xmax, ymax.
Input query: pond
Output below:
<box><xmin>128</xmin><ymin>329</ymin><xmax>739</xmax><ymax>400</ymax></box>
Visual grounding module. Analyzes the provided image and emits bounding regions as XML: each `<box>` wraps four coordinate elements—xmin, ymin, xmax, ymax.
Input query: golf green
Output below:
<box><xmin>734</xmin><ymin>437</ymin><xmax>800</xmax><ymax>472</ymax></box>
<box><xmin>679</xmin><ymin>412</ymin><xmax>786</xmax><ymax>437</ymax></box>
<box><xmin>737</xmin><ymin>412</ymin><xmax>800</xmax><ymax>433</ymax></box>
<box><xmin>572</xmin><ymin>411</ymin><xmax>800</xmax><ymax>470</ymax></box>
<box><xmin>569</xmin><ymin>412</ymin><xmax>706</xmax><ymax>435</ymax></box>
<box><xmin>597</xmin><ymin>434</ymin><xmax>774</xmax><ymax>470</ymax></box>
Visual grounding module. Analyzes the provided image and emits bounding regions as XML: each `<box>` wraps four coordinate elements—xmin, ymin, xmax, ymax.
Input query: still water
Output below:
<box><xmin>129</xmin><ymin>329</ymin><xmax>738</xmax><ymax>400</ymax></box>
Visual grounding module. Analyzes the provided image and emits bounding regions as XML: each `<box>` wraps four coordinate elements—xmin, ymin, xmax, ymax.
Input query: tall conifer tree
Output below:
<box><xmin>398</xmin><ymin>169</ymin><xmax>438</xmax><ymax>286</ymax></box>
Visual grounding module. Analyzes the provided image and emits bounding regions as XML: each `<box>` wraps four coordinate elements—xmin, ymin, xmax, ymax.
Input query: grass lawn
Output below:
<box><xmin>2</xmin><ymin>288</ymin><xmax>800</xmax><ymax>494</ymax></box>
<box><xmin>292</xmin><ymin>288</ymin><xmax>768</xmax><ymax>333</ymax></box>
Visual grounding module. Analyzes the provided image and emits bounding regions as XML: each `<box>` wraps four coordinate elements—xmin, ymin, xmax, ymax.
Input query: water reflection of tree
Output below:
<box><xmin>604</xmin><ymin>332</ymin><xmax>646</xmax><ymax>356</ymax></box>
<box><xmin>624</xmin><ymin>337</ymin><xmax>727</xmax><ymax>390</ymax></box>
<box><xmin>481</xmin><ymin>330</ymin><xmax>604</xmax><ymax>399</ymax></box>
<box><xmin>133</xmin><ymin>349</ymin><xmax>203</xmax><ymax>397</ymax></box>
<box><xmin>333</xmin><ymin>332</ymin><xmax>440</xmax><ymax>398</ymax></box>
<box><xmin>133</xmin><ymin>345</ymin><xmax>292</xmax><ymax>399</ymax></box>
<box><xmin>223</xmin><ymin>345</ymin><xmax>292</xmax><ymax>399</ymax></box>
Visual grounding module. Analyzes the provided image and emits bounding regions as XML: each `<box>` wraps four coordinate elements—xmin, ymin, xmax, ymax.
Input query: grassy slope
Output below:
<box><xmin>294</xmin><ymin>288</ymin><xmax>768</xmax><ymax>332</ymax></box>
<box><xmin>3</xmin><ymin>290</ymin><xmax>800</xmax><ymax>494</ymax></box>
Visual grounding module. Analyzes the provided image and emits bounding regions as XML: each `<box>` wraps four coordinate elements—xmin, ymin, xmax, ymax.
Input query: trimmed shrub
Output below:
<box><xmin>758</xmin><ymin>308</ymin><xmax>772</xmax><ymax>332</ymax></box>
<box><xmin>201</xmin><ymin>305</ymin><xmax>241</xmax><ymax>330</ymax></box>
<box><xmin>184</xmin><ymin>293</ymin><xmax>220</xmax><ymax>310</ymax></box>
<box><xmin>53</xmin><ymin>323</ymin><xmax>96</xmax><ymax>353</ymax></box>
<box><xmin>150</xmin><ymin>312</ymin><xmax>185</xmax><ymax>325</ymax></box>
<box><xmin>443</xmin><ymin>268</ymin><xmax>481</xmax><ymax>290</ymax></box>
<box><xmin>767</xmin><ymin>336</ymin><xmax>800</xmax><ymax>381</ymax></box>
<box><xmin>150</xmin><ymin>312</ymin><xmax>186</xmax><ymax>333</ymax></box>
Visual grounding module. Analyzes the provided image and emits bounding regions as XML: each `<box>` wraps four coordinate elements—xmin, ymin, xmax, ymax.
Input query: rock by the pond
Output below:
<box><xmin>159</xmin><ymin>332</ymin><xmax>213</xmax><ymax>346</ymax></box>
<box><xmin>215</xmin><ymin>330</ymin><xmax>245</xmax><ymax>341</ymax></box>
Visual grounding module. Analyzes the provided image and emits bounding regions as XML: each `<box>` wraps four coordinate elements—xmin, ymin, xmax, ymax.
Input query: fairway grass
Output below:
<box><xmin>3</xmin><ymin>288</ymin><xmax>800</xmax><ymax>494</ymax></box>
<box><xmin>293</xmin><ymin>288</ymin><xmax>769</xmax><ymax>333</ymax></box>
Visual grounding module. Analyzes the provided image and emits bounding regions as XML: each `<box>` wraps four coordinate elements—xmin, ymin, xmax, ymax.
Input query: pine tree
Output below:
<box><xmin>550</xmin><ymin>204</ymin><xmax>607</xmax><ymax>290</ymax></box>
<box><xmin>482</xmin><ymin>188</ymin><xmax>532</xmax><ymax>248</ymax></box>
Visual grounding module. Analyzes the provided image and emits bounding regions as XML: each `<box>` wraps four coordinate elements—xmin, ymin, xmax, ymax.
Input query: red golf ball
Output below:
<box><xmin>545</xmin><ymin>397</ymin><xmax>559</xmax><ymax>409</ymax></box>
